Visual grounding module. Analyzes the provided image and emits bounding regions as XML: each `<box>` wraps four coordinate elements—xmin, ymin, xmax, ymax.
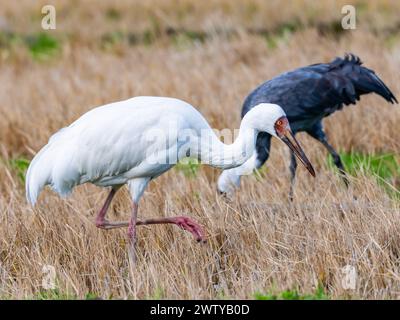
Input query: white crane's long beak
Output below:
<box><xmin>279</xmin><ymin>129</ymin><xmax>316</xmax><ymax>177</ymax></box>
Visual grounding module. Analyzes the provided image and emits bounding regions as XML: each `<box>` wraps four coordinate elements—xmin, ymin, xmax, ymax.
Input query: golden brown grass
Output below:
<box><xmin>0</xmin><ymin>0</ymin><xmax>399</xmax><ymax>299</ymax></box>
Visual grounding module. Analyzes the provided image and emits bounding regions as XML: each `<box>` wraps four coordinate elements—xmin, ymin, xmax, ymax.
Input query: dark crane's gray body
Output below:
<box><xmin>218</xmin><ymin>54</ymin><xmax>397</xmax><ymax>197</ymax></box>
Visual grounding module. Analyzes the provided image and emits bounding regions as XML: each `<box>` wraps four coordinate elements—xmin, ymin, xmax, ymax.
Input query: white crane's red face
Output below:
<box><xmin>274</xmin><ymin>116</ymin><xmax>316</xmax><ymax>177</ymax></box>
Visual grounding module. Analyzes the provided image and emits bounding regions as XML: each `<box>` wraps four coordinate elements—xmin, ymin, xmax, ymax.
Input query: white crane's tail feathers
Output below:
<box><xmin>26</xmin><ymin>125</ymin><xmax>79</xmax><ymax>205</ymax></box>
<box><xmin>25</xmin><ymin>144</ymin><xmax>54</xmax><ymax>205</ymax></box>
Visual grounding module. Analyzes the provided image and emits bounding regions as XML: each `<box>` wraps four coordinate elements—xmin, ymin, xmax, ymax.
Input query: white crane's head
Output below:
<box><xmin>244</xmin><ymin>103</ymin><xmax>315</xmax><ymax>177</ymax></box>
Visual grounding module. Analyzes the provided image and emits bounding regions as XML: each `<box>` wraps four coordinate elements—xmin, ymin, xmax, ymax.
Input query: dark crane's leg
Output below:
<box><xmin>319</xmin><ymin>139</ymin><xmax>349</xmax><ymax>187</ymax></box>
<box><xmin>254</xmin><ymin>132</ymin><xmax>272</xmax><ymax>174</ymax></box>
<box><xmin>306</xmin><ymin>122</ymin><xmax>349</xmax><ymax>187</ymax></box>
<box><xmin>288</xmin><ymin>151</ymin><xmax>297</xmax><ymax>202</ymax></box>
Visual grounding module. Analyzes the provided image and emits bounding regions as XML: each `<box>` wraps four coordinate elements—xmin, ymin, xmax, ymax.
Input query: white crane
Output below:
<box><xmin>26</xmin><ymin>96</ymin><xmax>315</xmax><ymax>259</ymax></box>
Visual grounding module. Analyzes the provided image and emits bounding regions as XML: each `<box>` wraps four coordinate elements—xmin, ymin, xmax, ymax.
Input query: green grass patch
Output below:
<box><xmin>263</xmin><ymin>21</ymin><xmax>301</xmax><ymax>49</ymax></box>
<box><xmin>172</xmin><ymin>30</ymin><xmax>206</xmax><ymax>49</ymax></box>
<box><xmin>175</xmin><ymin>158</ymin><xmax>200</xmax><ymax>178</ymax></box>
<box><xmin>328</xmin><ymin>152</ymin><xmax>399</xmax><ymax>197</ymax></box>
<box><xmin>105</xmin><ymin>8</ymin><xmax>122</xmax><ymax>20</ymax></box>
<box><xmin>0</xmin><ymin>31</ymin><xmax>22</xmax><ymax>49</ymax></box>
<box><xmin>26</xmin><ymin>33</ymin><xmax>60</xmax><ymax>60</ymax></box>
<box><xmin>146</xmin><ymin>286</ymin><xmax>165</xmax><ymax>300</ymax></box>
<box><xmin>254</xmin><ymin>286</ymin><xmax>329</xmax><ymax>300</ymax></box>
<box><xmin>101</xmin><ymin>31</ymin><xmax>125</xmax><ymax>49</ymax></box>
<box><xmin>9</xmin><ymin>157</ymin><xmax>30</xmax><ymax>184</ymax></box>
<box><xmin>33</xmin><ymin>289</ymin><xmax>76</xmax><ymax>300</ymax></box>
<box><xmin>328</xmin><ymin>152</ymin><xmax>399</xmax><ymax>179</ymax></box>
<box><xmin>85</xmin><ymin>292</ymin><xmax>101</xmax><ymax>300</ymax></box>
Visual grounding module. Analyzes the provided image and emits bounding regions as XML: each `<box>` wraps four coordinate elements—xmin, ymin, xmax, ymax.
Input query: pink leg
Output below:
<box><xmin>127</xmin><ymin>202</ymin><xmax>138</xmax><ymax>263</ymax></box>
<box><xmin>95</xmin><ymin>190</ymin><xmax>206</xmax><ymax>243</ymax></box>
<box><xmin>95</xmin><ymin>188</ymin><xmax>128</xmax><ymax>229</ymax></box>
<box><xmin>136</xmin><ymin>216</ymin><xmax>206</xmax><ymax>243</ymax></box>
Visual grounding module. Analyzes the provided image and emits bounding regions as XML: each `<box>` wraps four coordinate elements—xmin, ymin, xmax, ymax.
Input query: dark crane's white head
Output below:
<box><xmin>244</xmin><ymin>103</ymin><xmax>315</xmax><ymax>177</ymax></box>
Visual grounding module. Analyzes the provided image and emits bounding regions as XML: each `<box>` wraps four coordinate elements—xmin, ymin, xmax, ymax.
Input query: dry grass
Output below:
<box><xmin>0</xmin><ymin>1</ymin><xmax>399</xmax><ymax>299</ymax></box>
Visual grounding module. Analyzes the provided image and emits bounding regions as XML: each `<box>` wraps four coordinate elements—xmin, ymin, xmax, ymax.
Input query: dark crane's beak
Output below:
<box><xmin>279</xmin><ymin>129</ymin><xmax>316</xmax><ymax>177</ymax></box>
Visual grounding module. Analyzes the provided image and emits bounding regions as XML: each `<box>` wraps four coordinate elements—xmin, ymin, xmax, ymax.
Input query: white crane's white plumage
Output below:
<box><xmin>26</xmin><ymin>97</ymin><xmax>287</xmax><ymax>204</ymax></box>
<box><xmin>26</xmin><ymin>96</ymin><xmax>314</xmax><ymax>259</ymax></box>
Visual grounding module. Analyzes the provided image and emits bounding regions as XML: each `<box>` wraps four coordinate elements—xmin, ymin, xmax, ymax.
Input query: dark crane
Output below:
<box><xmin>218</xmin><ymin>54</ymin><xmax>397</xmax><ymax>199</ymax></box>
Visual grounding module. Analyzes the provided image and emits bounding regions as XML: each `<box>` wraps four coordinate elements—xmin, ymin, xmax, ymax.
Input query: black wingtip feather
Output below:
<box><xmin>330</xmin><ymin>53</ymin><xmax>398</xmax><ymax>104</ymax></box>
<box><xmin>344</xmin><ymin>53</ymin><xmax>363</xmax><ymax>65</ymax></box>
<box><xmin>329</xmin><ymin>53</ymin><xmax>363</xmax><ymax>70</ymax></box>
<box><xmin>368</xmin><ymin>70</ymin><xmax>398</xmax><ymax>104</ymax></box>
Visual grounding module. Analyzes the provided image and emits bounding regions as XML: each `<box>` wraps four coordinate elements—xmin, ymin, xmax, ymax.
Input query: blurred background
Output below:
<box><xmin>0</xmin><ymin>0</ymin><xmax>399</xmax><ymax>299</ymax></box>
<box><xmin>1</xmin><ymin>0</ymin><xmax>399</xmax><ymax>159</ymax></box>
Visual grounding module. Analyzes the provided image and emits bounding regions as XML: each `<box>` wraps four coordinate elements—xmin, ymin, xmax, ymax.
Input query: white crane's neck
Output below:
<box><xmin>197</xmin><ymin>118</ymin><xmax>259</xmax><ymax>169</ymax></box>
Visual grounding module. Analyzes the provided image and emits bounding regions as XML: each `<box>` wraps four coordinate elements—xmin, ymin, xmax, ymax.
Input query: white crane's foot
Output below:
<box><xmin>171</xmin><ymin>216</ymin><xmax>207</xmax><ymax>243</ymax></box>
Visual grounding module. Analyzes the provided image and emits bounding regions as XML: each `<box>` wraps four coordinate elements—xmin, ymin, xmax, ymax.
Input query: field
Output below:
<box><xmin>0</xmin><ymin>0</ymin><xmax>399</xmax><ymax>299</ymax></box>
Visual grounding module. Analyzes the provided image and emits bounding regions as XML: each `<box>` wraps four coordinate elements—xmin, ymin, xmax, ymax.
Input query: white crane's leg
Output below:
<box><xmin>127</xmin><ymin>178</ymin><xmax>206</xmax><ymax>261</ymax></box>
<box><xmin>136</xmin><ymin>216</ymin><xmax>205</xmax><ymax>242</ymax></box>
<box><xmin>95</xmin><ymin>181</ymin><xmax>206</xmax><ymax>240</ymax></box>
<box><xmin>96</xmin><ymin>178</ymin><xmax>206</xmax><ymax>262</ymax></box>
<box><xmin>127</xmin><ymin>202</ymin><xmax>138</xmax><ymax>264</ymax></box>
<box><xmin>95</xmin><ymin>186</ymin><xmax>128</xmax><ymax>229</ymax></box>
<box><xmin>127</xmin><ymin>178</ymin><xmax>150</xmax><ymax>264</ymax></box>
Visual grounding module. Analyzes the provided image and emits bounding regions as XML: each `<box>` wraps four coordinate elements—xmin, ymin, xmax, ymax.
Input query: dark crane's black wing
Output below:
<box><xmin>327</xmin><ymin>54</ymin><xmax>397</xmax><ymax>103</ymax></box>
<box><xmin>242</xmin><ymin>54</ymin><xmax>397</xmax><ymax>133</ymax></box>
<box><xmin>238</xmin><ymin>53</ymin><xmax>397</xmax><ymax>183</ymax></box>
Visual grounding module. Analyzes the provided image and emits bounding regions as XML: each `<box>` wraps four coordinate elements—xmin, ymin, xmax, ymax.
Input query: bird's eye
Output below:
<box><xmin>277</xmin><ymin>120</ymin><xmax>282</xmax><ymax>126</ymax></box>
